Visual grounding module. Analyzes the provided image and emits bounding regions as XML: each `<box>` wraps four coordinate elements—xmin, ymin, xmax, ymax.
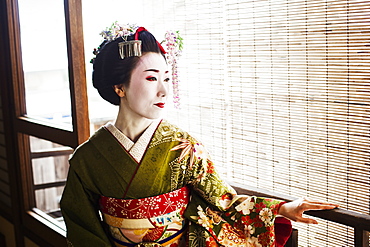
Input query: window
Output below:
<box><xmin>30</xmin><ymin>136</ymin><xmax>72</xmax><ymax>227</ymax></box>
<box><xmin>3</xmin><ymin>0</ymin><xmax>89</xmax><ymax>242</ymax></box>
<box><xmin>18</xmin><ymin>0</ymin><xmax>72</xmax><ymax>128</ymax></box>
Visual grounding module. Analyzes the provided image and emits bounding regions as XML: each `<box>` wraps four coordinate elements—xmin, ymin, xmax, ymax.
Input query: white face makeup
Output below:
<box><xmin>120</xmin><ymin>52</ymin><xmax>170</xmax><ymax>121</ymax></box>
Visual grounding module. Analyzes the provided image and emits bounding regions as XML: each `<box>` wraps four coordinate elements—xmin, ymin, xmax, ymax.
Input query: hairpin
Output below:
<box><xmin>118</xmin><ymin>40</ymin><xmax>142</xmax><ymax>59</ymax></box>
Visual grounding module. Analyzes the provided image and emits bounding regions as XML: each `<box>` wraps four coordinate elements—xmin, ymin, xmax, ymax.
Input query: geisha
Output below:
<box><xmin>60</xmin><ymin>23</ymin><xmax>339</xmax><ymax>247</ymax></box>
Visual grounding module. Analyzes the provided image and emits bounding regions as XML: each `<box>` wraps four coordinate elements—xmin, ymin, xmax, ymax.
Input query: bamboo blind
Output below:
<box><xmin>89</xmin><ymin>0</ymin><xmax>370</xmax><ymax>245</ymax></box>
<box><xmin>224</xmin><ymin>1</ymin><xmax>370</xmax><ymax>246</ymax></box>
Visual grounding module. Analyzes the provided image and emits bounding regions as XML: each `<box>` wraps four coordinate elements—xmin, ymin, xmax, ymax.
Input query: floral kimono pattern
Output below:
<box><xmin>173</xmin><ymin>138</ymin><xmax>286</xmax><ymax>247</ymax></box>
<box><xmin>60</xmin><ymin>119</ymin><xmax>289</xmax><ymax>247</ymax></box>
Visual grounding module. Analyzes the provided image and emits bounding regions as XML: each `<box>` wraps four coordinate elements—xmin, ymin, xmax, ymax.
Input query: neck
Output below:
<box><xmin>114</xmin><ymin>109</ymin><xmax>154</xmax><ymax>143</ymax></box>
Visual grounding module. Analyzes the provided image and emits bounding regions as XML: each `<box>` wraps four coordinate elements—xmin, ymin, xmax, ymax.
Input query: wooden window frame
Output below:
<box><xmin>1</xmin><ymin>0</ymin><xmax>88</xmax><ymax>245</ymax></box>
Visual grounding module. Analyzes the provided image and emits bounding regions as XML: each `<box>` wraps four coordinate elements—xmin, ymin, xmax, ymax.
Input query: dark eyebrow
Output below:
<box><xmin>144</xmin><ymin>69</ymin><xmax>169</xmax><ymax>74</ymax></box>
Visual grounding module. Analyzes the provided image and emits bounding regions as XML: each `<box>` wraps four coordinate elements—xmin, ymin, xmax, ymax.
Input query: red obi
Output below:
<box><xmin>99</xmin><ymin>186</ymin><xmax>190</xmax><ymax>219</ymax></box>
<box><xmin>99</xmin><ymin>187</ymin><xmax>190</xmax><ymax>246</ymax></box>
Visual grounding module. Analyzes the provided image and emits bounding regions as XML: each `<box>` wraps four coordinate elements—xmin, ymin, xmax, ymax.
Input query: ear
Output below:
<box><xmin>113</xmin><ymin>85</ymin><xmax>125</xmax><ymax>97</ymax></box>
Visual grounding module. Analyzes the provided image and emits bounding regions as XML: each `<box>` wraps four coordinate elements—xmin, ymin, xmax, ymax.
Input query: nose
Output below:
<box><xmin>157</xmin><ymin>80</ymin><xmax>168</xmax><ymax>98</ymax></box>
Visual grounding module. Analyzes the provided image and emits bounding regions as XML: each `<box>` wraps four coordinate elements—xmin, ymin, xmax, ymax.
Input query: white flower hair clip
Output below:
<box><xmin>99</xmin><ymin>22</ymin><xmax>140</xmax><ymax>42</ymax></box>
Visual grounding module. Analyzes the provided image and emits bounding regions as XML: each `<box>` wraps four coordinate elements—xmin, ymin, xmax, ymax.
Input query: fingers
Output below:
<box><xmin>300</xmin><ymin>198</ymin><xmax>339</xmax><ymax>211</ymax></box>
<box><xmin>285</xmin><ymin>212</ymin><xmax>319</xmax><ymax>224</ymax></box>
<box><xmin>303</xmin><ymin>197</ymin><xmax>339</xmax><ymax>206</ymax></box>
<box><xmin>296</xmin><ymin>217</ymin><xmax>318</xmax><ymax>224</ymax></box>
<box><xmin>301</xmin><ymin>203</ymin><xmax>338</xmax><ymax>211</ymax></box>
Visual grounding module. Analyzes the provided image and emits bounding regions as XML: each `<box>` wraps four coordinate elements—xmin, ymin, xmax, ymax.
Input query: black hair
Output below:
<box><xmin>92</xmin><ymin>30</ymin><xmax>164</xmax><ymax>105</ymax></box>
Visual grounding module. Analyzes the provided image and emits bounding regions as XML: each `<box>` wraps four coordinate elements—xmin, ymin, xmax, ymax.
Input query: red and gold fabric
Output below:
<box><xmin>99</xmin><ymin>186</ymin><xmax>190</xmax><ymax>246</ymax></box>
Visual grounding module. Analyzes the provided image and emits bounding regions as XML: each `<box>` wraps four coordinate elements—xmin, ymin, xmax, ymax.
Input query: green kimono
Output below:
<box><xmin>60</xmin><ymin>119</ymin><xmax>285</xmax><ymax>247</ymax></box>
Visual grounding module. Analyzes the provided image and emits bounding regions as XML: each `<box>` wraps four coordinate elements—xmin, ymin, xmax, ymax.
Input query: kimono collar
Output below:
<box><xmin>105</xmin><ymin>119</ymin><xmax>162</xmax><ymax>162</ymax></box>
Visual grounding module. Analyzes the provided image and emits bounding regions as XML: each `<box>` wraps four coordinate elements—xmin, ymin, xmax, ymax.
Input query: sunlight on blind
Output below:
<box><xmin>151</xmin><ymin>0</ymin><xmax>230</xmax><ymax>175</ymax></box>
<box><xmin>224</xmin><ymin>0</ymin><xmax>370</xmax><ymax>246</ymax></box>
<box><xmin>157</xmin><ymin>0</ymin><xmax>370</xmax><ymax>246</ymax></box>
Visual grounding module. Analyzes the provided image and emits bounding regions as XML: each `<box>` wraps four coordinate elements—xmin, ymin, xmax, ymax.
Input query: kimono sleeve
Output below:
<box><xmin>180</xmin><ymin>138</ymin><xmax>287</xmax><ymax>246</ymax></box>
<box><xmin>60</xmin><ymin>165</ymin><xmax>113</xmax><ymax>247</ymax></box>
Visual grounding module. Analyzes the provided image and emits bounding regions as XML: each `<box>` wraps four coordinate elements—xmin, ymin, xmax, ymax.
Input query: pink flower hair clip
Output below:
<box><xmin>162</xmin><ymin>31</ymin><xmax>184</xmax><ymax>109</ymax></box>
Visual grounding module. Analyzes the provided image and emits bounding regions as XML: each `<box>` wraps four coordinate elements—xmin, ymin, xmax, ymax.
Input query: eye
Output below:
<box><xmin>164</xmin><ymin>78</ymin><xmax>170</xmax><ymax>83</ymax></box>
<box><xmin>146</xmin><ymin>76</ymin><xmax>157</xmax><ymax>81</ymax></box>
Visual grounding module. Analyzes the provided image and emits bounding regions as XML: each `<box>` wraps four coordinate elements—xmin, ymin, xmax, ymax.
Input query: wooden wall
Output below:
<box><xmin>0</xmin><ymin>88</ymin><xmax>17</xmax><ymax>247</ymax></box>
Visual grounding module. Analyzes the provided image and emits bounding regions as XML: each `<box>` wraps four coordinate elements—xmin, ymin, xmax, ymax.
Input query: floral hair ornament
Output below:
<box><xmin>90</xmin><ymin>22</ymin><xmax>141</xmax><ymax>62</ymax></box>
<box><xmin>91</xmin><ymin>22</ymin><xmax>167</xmax><ymax>62</ymax></box>
<box><xmin>161</xmin><ymin>31</ymin><xmax>184</xmax><ymax>109</ymax></box>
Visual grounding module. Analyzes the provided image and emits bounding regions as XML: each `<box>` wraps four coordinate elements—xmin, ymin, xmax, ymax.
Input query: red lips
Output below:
<box><xmin>155</xmin><ymin>103</ymin><xmax>165</xmax><ymax>108</ymax></box>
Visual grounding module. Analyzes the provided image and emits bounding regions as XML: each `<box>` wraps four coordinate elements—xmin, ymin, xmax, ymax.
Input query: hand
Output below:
<box><xmin>278</xmin><ymin>197</ymin><xmax>339</xmax><ymax>224</ymax></box>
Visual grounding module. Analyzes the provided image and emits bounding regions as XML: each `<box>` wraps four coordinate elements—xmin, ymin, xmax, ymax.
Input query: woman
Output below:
<box><xmin>60</xmin><ymin>23</ymin><xmax>338</xmax><ymax>247</ymax></box>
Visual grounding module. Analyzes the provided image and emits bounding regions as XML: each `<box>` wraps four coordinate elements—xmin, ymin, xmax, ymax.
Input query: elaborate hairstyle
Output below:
<box><xmin>92</xmin><ymin>29</ymin><xmax>165</xmax><ymax>105</ymax></box>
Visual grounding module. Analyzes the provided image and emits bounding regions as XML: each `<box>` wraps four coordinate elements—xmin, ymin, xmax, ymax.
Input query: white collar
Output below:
<box><xmin>105</xmin><ymin>119</ymin><xmax>161</xmax><ymax>163</ymax></box>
